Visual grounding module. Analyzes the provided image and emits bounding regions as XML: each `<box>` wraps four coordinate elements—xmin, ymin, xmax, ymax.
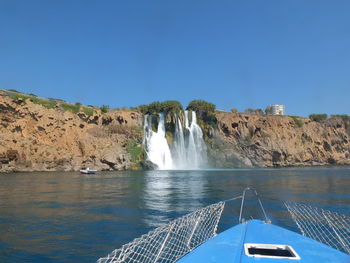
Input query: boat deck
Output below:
<box><xmin>177</xmin><ymin>220</ymin><xmax>350</xmax><ymax>263</ymax></box>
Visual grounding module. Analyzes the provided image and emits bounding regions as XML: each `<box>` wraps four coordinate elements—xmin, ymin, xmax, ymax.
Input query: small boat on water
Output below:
<box><xmin>80</xmin><ymin>167</ymin><xmax>97</xmax><ymax>174</ymax></box>
<box><xmin>97</xmin><ymin>187</ymin><xmax>350</xmax><ymax>263</ymax></box>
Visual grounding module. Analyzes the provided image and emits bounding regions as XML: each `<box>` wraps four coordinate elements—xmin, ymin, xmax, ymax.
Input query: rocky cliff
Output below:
<box><xmin>1</xmin><ymin>90</ymin><xmax>349</xmax><ymax>172</ymax></box>
<box><xmin>0</xmin><ymin>91</ymin><xmax>143</xmax><ymax>172</ymax></box>
<box><xmin>208</xmin><ymin>112</ymin><xmax>350</xmax><ymax>167</ymax></box>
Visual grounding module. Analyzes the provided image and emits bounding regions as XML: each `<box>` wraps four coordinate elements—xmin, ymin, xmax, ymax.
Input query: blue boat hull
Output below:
<box><xmin>177</xmin><ymin>220</ymin><xmax>350</xmax><ymax>263</ymax></box>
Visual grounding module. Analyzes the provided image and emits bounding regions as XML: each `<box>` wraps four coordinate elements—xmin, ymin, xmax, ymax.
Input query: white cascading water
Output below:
<box><xmin>143</xmin><ymin>113</ymin><xmax>173</xmax><ymax>170</ymax></box>
<box><xmin>143</xmin><ymin>111</ymin><xmax>207</xmax><ymax>170</ymax></box>
<box><xmin>172</xmin><ymin>117</ymin><xmax>186</xmax><ymax>168</ymax></box>
<box><xmin>181</xmin><ymin>110</ymin><xmax>207</xmax><ymax>168</ymax></box>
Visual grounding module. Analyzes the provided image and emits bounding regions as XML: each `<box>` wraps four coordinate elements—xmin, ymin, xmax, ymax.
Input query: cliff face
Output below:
<box><xmin>1</xmin><ymin>91</ymin><xmax>349</xmax><ymax>172</ymax></box>
<box><xmin>208</xmin><ymin>112</ymin><xmax>350</xmax><ymax>167</ymax></box>
<box><xmin>0</xmin><ymin>93</ymin><xmax>143</xmax><ymax>172</ymax></box>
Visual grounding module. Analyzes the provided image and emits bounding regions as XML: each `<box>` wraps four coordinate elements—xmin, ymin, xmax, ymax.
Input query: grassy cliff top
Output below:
<box><xmin>0</xmin><ymin>89</ymin><xmax>111</xmax><ymax>116</ymax></box>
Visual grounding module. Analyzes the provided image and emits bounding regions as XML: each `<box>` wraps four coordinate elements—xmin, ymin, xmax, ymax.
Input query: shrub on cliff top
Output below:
<box><xmin>31</xmin><ymin>97</ymin><xmax>57</xmax><ymax>109</ymax></box>
<box><xmin>136</xmin><ymin>100</ymin><xmax>183</xmax><ymax>115</ymax></box>
<box><xmin>137</xmin><ymin>101</ymin><xmax>161</xmax><ymax>114</ymax></box>
<box><xmin>309</xmin><ymin>114</ymin><xmax>328</xmax><ymax>122</ymax></box>
<box><xmin>331</xmin><ymin>114</ymin><xmax>350</xmax><ymax>122</ymax></box>
<box><xmin>100</xmin><ymin>105</ymin><xmax>109</xmax><ymax>114</ymax></box>
<box><xmin>290</xmin><ymin>115</ymin><xmax>303</xmax><ymax>128</ymax></box>
<box><xmin>186</xmin><ymin>100</ymin><xmax>215</xmax><ymax>114</ymax></box>
<box><xmin>186</xmin><ymin>100</ymin><xmax>217</xmax><ymax>128</ymax></box>
<box><xmin>161</xmin><ymin>100</ymin><xmax>183</xmax><ymax>114</ymax></box>
<box><xmin>245</xmin><ymin>108</ymin><xmax>263</xmax><ymax>115</ymax></box>
<box><xmin>83</xmin><ymin>106</ymin><xmax>94</xmax><ymax>116</ymax></box>
<box><xmin>61</xmin><ymin>102</ymin><xmax>80</xmax><ymax>114</ymax></box>
<box><xmin>8</xmin><ymin>92</ymin><xmax>29</xmax><ymax>103</ymax></box>
<box><xmin>7</xmin><ymin>90</ymin><xmax>57</xmax><ymax>109</ymax></box>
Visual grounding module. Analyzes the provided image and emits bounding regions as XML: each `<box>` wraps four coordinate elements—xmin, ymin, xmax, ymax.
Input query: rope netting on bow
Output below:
<box><xmin>285</xmin><ymin>201</ymin><xmax>350</xmax><ymax>254</ymax></box>
<box><xmin>97</xmin><ymin>192</ymin><xmax>349</xmax><ymax>263</ymax></box>
<box><xmin>97</xmin><ymin>201</ymin><xmax>225</xmax><ymax>263</ymax></box>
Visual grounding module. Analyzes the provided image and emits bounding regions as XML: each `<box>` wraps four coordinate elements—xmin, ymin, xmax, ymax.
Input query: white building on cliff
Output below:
<box><xmin>266</xmin><ymin>104</ymin><xmax>285</xmax><ymax>115</ymax></box>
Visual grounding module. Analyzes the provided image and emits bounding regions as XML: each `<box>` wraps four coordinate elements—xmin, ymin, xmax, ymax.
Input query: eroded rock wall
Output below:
<box><xmin>208</xmin><ymin>112</ymin><xmax>350</xmax><ymax>167</ymax></box>
<box><xmin>1</xmin><ymin>91</ymin><xmax>349</xmax><ymax>172</ymax></box>
<box><xmin>0</xmin><ymin>93</ymin><xmax>142</xmax><ymax>172</ymax></box>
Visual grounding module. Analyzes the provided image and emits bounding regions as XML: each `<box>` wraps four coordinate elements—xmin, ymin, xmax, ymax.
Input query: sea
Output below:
<box><xmin>0</xmin><ymin>167</ymin><xmax>349</xmax><ymax>262</ymax></box>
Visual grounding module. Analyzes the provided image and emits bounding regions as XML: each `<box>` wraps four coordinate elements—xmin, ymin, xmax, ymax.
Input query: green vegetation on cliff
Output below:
<box><xmin>61</xmin><ymin>102</ymin><xmax>81</xmax><ymax>114</ymax></box>
<box><xmin>331</xmin><ymin>114</ymin><xmax>350</xmax><ymax>122</ymax></box>
<box><xmin>135</xmin><ymin>99</ymin><xmax>218</xmax><ymax>127</ymax></box>
<box><xmin>82</xmin><ymin>106</ymin><xmax>94</xmax><ymax>116</ymax></box>
<box><xmin>244</xmin><ymin>108</ymin><xmax>264</xmax><ymax>115</ymax></box>
<box><xmin>7</xmin><ymin>90</ymin><xmax>57</xmax><ymax>109</ymax></box>
<box><xmin>100</xmin><ymin>105</ymin><xmax>109</xmax><ymax>114</ymax></box>
<box><xmin>126</xmin><ymin>140</ymin><xmax>145</xmax><ymax>170</ymax></box>
<box><xmin>187</xmin><ymin>100</ymin><xmax>217</xmax><ymax>129</ymax></box>
<box><xmin>289</xmin><ymin>115</ymin><xmax>303</xmax><ymax>128</ymax></box>
<box><xmin>132</xmin><ymin>99</ymin><xmax>219</xmax><ymax>133</ymax></box>
<box><xmin>308</xmin><ymin>113</ymin><xmax>350</xmax><ymax>134</ymax></box>
<box><xmin>186</xmin><ymin>100</ymin><xmax>215</xmax><ymax>117</ymax></box>
<box><xmin>3</xmin><ymin>89</ymin><xmax>99</xmax><ymax>115</ymax></box>
<box><xmin>309</xmin><ymin>114</ymin><xmax>328</xmax><ymax>122</ymax></box>
<box><xmin>136</xmin><ymin>100</ymin><xmax>183</xmax><ymax>115</ymax></box>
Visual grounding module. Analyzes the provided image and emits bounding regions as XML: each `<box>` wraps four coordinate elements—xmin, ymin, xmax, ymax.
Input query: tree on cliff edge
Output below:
<box><xmin>137</xmin><ymin>101</ymin><xmax>183</xmax><ymax>115</ymax></box>
<box><xmin>186</xmin><ymin>100</ymin><xmax>216</xmax><ymax>126</ymax></box>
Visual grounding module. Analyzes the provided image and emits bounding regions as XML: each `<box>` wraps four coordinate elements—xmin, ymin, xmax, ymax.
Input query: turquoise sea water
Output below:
<box><xmin>0</xmin><ymin>168</ymin><xmax>349</xmax><ymax>262</ymax></box>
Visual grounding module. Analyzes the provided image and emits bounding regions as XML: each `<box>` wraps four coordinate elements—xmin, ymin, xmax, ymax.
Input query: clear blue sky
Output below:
<box><xmin>1</xmin><ymin>0</ymin><xmax>349</xmax><ymax>116</ymax></box>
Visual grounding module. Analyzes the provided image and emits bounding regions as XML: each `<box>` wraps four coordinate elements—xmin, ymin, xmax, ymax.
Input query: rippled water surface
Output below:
<box><xmin>0</xmin><ymin>168</ymin><xmax>349</xmax><ymax>262</ymax></box>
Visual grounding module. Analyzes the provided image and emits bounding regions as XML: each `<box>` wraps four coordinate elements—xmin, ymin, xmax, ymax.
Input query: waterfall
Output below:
<box><xmin>143</xmin><ymin>111</ymin><xmax>207</xmax><ymax>170</ymax></box>
<box><xmin>183</xmin><ymin>110</ymin><xmax>207</xmax><ymax>168</ymax></box>
<box><xmin>172</xmin><ymin>117</ymin><xmax>186</xmax><ymax>168</ymax></box>
<box><xmin>143</xmin><ymin>113</ymin><xmax>173</xmax><ymax>170</ymax></box>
